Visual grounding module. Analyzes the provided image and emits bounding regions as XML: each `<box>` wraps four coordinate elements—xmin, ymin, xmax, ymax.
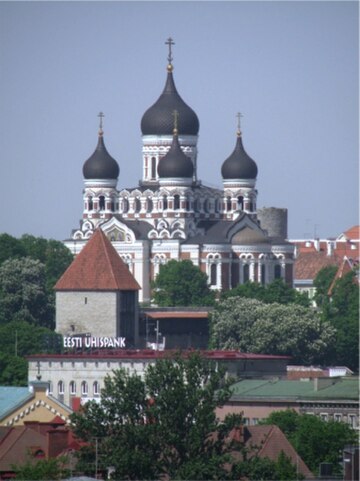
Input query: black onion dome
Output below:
<box><xmin>83</xmin><ymin>133</ymin><xmax>120</xmax><ymax>179</ymax></box>
<box><xmin>221</xmin><ymin>135</ymin><xmax>258</xmax><ymax>180</ymax></box>
<box><xmin>141</xmin><ymin>68</ymin><xmax>199</xmax><ymax>136</ymax></box>
<box><xmin>158</xmin><ymin>132</ymin><xmax>194</xmax><ymax>178</ymax></box>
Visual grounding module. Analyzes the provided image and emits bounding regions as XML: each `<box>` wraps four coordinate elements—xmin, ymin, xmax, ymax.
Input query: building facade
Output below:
<box><xmin>28</xmin><ymin>351</ymin><xmax>290</xmax><ymax>409</ymax></box>
<box><xmin>65</xmin><ymin>40</ymin><xmax>294</xmax><ymax>302</ymax></box>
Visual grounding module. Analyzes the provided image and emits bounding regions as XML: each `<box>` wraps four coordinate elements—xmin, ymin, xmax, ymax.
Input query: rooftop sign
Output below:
<box><xmin>63</xmin><ymin>336</ymin><xmax>126</xmax><ymax>349</ymax></box>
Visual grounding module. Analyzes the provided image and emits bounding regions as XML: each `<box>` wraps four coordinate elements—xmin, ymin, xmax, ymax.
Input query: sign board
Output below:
<box><xmin>63</xmin><ymin>336</ymin><xmax>126</xmax><ymax>349</ymax></box>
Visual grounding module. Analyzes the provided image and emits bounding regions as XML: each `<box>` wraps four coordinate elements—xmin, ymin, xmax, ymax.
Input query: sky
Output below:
<box><xmin>0</xmin><ymin>0</ymin><xmax>358</xmax><ymax>242</ymax></box>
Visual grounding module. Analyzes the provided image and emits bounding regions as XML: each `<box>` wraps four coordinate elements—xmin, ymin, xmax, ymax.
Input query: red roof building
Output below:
<box><xmin>290</xmin><ymin>225</ymin><xmax>359</xmax><ymax>303</ymax></box>
<box><xmin>55</xmin><ymin>228</ymin><xmax>140</xmax><ymax>347</ymax></box>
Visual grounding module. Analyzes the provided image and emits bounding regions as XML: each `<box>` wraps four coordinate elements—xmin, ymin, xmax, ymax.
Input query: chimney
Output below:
<box><xmin>326</xmin><ymin>241</ymin><xmax>335</xmax><ymax>256</ymax></box>
<box><xmin>47</xmin><ymin>429</ymin><xmax>69</xmax><ymax>458</ymax></box>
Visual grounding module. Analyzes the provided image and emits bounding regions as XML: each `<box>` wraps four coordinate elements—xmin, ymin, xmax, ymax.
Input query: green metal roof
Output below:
<box><xmin>229</xmin><ymin>377</ymin><xmax>359</xmax><ymax>401</ymax></box>
<box><xmin>0</xmin><ymin>386</ymin><xmax>32</xmax><ymax>420</ymax></box>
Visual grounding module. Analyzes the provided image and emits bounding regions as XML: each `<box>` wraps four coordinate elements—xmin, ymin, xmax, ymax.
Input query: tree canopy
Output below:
<box><xmin>260</xmin><ymin>410</ymin><xmax>357</xmax><ymax>475</ymax></box>
<box><xmin>222</xmin><ymin>279</ymin><xmax>310</xmax><ymax>307</ymax></box>
<box><xmin>210</xmin><ymin>297</ymin><xmax>336</xmax><ymax>364</ymax></box>
<box><xmin>151</xmin><ymin>259</ymin><xmax>215</xmax><ymax>307</ymax></box>
<box><xmin>71</xmin><ymin>353</ymin><xmax>235</xmax><ymax>480</ymax></box>
<box><xmin>0</xmin><ymin>233</ymin><xmax>71</xmax><ymax>385</ymax></box>
<box><xmin>313</xmin><ymin>267</ymin><xmax>359</xmax><ymax>370</ymax></box>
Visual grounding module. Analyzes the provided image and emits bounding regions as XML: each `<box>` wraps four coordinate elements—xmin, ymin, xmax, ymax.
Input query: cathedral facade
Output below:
<box><xmin>65</xmin><ymin>40</ymin><xmax>294</xmax><ymax>303</ymax></box>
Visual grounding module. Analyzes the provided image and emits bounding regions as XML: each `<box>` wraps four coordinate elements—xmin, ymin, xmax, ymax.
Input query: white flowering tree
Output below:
<box><xmin>210</xmin><ymin>297</ymin><xmax>336</xmax><ymax>364</ymax></box>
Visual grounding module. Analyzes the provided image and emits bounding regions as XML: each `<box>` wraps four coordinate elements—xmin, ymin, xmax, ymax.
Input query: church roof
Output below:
<box><xmin>158</xmin><ymin>131</ymin><xmax>194</xmax><ymax>179</ymax></box>
<box><xmin>82</xmin><ymin>128</ymin><xmax>119</xmax><ymax>180</ymax></box>
<box><xmin>221</xmin><ymin>133</ymin><xmax>258</xmax><ymax>180</ymax></box>
<box><xmin>55</xmin><ymin>229</ymin><xmax>140</xmax><ymax>291</ymax></box>
<box><xmin>140</xmin><ymin>58</ymin><xmax>199</xmax><ymax>136</ymax></box>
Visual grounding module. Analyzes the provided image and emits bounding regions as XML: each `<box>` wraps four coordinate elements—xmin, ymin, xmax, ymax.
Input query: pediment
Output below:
<box><xmin>101</xmin><ymin>217</ymin><xmax>136</xmax><ymax>243</ymax></box>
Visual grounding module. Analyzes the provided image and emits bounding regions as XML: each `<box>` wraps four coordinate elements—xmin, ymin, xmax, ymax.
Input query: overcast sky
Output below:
<box><xmin>0</xmin><ymin>1</ymin><xmax>358</xmax><ymax>241</ymax></box>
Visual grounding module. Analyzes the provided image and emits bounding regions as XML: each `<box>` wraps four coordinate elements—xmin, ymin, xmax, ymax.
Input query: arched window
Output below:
<box><xmin>261</xmin><ymin>264</ymin><xmax>266</xmax><ymax>285</ymax></box>
<box><xmin>163</xmin><ymin>196</ymin><xmax>168</xmax><ymax>210</ymax></box>
<box><xmin>69</xmin><ymin>381</ymin><xmax>76</xmax><ymax>396</ymax></box>
<box><xmin>88</xmin><ymin>196</ymin><xmax>93</xmax><ymax>211</ymax></box>
<box><xmin>151</xmin><ymin>157</ymin><xmax>156</xmax><ymax>179</ymax></box>
<box><xmin>243</xmin><ymin>264</ymin><xmax>250</xmax><ymax>283</ymax></box>
<box><xmin>174</xmin><ymin>194</ymin><xmax>180</xmax><ymax>210</ymax></box>
<box><xmin>58</xmin><ymin>380</ymin><xmax>64</xmax><ymax>395</ymax></box>
<box><xmin>226</xmin><ymin>196</ymin><xmax>232</xmax><ymax>212</ymax></box>
<box><xmin>99</xmin><ymin>196</ymin><xmax>105</xmax><ymax>210</ymax></box>
<box><xmin>93</xmin><ymin>381</ymin><xmax>100</xmax><ymax>396</ymax></box>
<box><xmin>110</xmin><ymin>197</ymin><xmax>115</xmax><ymax>212</ymax></box>
<box><xmin>135</xmin><ymin>198</ymin><xmax>141</xmax><ymax>213</ymax></box>
<box><xmin>274</xmin><ymin>264</ymin><xmax>282</xmax><ymax>279</ymax></box>
<box><xmin>123</xmin><ymin>198</ymin><xmax>129</xmax><ymax>213</ymax></box>
<box><xmin>237</xmin><ymin>196</ymin><xmax>244</xmax><ymax>210</ymax></box>
<box><xmin>210</xmin><ymin>264</ymin><xmax>217</xmax><ymax>286</ymax></box>
<box><xmin>81</xmin><ymin>381</ymin><xmax>88</xmax><ymax>396</ymax></box>
<box><xmin>146</xmin><ymin>198</ymin><xmax>153</xmax><ymax>213</ymax></box>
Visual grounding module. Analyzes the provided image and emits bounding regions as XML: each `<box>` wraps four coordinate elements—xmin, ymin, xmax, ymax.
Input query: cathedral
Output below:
<box><xmin>65</xmin><ymin>39</ymin><xmax>294</xmax><ymax>303</ymax></box>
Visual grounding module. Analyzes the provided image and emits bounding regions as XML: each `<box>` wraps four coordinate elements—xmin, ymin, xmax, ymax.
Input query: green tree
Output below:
<box><xmin>12</xmin><ymin>456</ymin><xmax>70</xmax><ymax>480</ymax></box>
<box><xmin>0</xmin><ymin>320</ymin><xmax>62</xmax><ymax>385</ymax></box>
<box><xmin>314</xmin><ymin>268</ymin><xmax>359</xmax><ymax>370</ymax></box>
<box><xmin>313</xmin><ymin>265</ymin><xmax>338</xmax><ymax>308</ymax></box>
<box><xmin>71</xmin><ymin>353</ymin><xmax>242</xmax><ymax>480</ymax></box>
<box><xmin>0</xmin><ymin>257</ymin><xmax>54</xmax><ymax>327</ymax></box>
<box><xmin>223</xmin><ymin>279</ymin><xmax>310</xmax><ymax>307</ymax></box>
<box><xmin>19</xmin><ymin>235</ymin><xmax>73</xmax><ymax>293</ymax></box>
<box><xmin>210</xmin><ymin>297</ymin><xmax>336</xmax><ymax>364</ymax></box>
<box><xmin>231</xmin><ymin>452</ymin><xmax>301</xmax><ymax>481</ymax></box>
<box><xmin>0</xmin><ymin>233</ymin><xmax>26</xmax><ymax>265</ymax></box>
<box><xmin>260</xmin><ymin>410</ymin><xmax>357</xmax><ymax>475</ymax></box>
<box><xmin>151</xmin><ymin>259</ymin><xmax>215</xmax><ymax>307</ymax></box>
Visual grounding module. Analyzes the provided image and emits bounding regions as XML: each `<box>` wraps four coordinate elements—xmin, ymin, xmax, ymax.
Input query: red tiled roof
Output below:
<box><xmin>226</xmin><ymin>425</ymin><xmax>313</xmax><ymax>478</ymax></box>
<box><xmin>342</xmin><ymin>225</ymin><xmax>360</xmax><ymax>241</ymax></box>
<box><xmin>27</xmin><ymin>349</ymin><xmax>291</xmax><ymax>361</ymax></box>
<box><xmin>294</xmin><ymin>252</ymin><xmax>340</xmax><ymax>280</ymax></box>
<box><xmin>0</xmin><ymin>427</ymin><xmax>47</xmax><ymax>471</ymax></box>
<box><xmin>145</xmin><ymin>311</ymin><xmax>209</xmax><ymax>319</ymax></box>
<box><xmin>55</xmin><ymin>228</ymin><xmax>140</xmax><ymax>291</ymax></box>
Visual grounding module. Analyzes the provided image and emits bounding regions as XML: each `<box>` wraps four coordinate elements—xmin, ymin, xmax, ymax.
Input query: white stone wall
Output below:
<box><xmin>56</xmin><ymin>291</ymin><xmax>118</xmax><ymax>337</ymax></box>
<box><xmin>28</xmin><ymin>358</ymin><xmax>155</xmax><ymax>408</ymax></box>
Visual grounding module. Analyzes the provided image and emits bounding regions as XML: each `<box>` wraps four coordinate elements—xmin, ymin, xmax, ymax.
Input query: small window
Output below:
<box><xmin>58</xmin><ymin>380</ymin><xmax>64</xmax><ymax>395</ymax></box>
<box><xmin>93</xmin><ymin>381</ymin><xmax>100</xmax><ymax>396</ymax></box>
<box><xmin>274</xmin><ymin>264</ymin><xmax>282</xmax><ymax>279</ymax></box>
<box><xmin>151</xmin><ymin>157</ymin><xmax>156</xmax><ymax>179</ymax></box>
<box><xmin>88</xmin><ymin>196</ymin><xmax>93</xmax><ymax>211</ymax></box>
<box><xmin>135</xmin><ymin>198</ymin><xmax>141</xmax><ymax>213</ymax></box>
<box><xmin>174</xmin><ymin>194</ymin><xmax>180</xmax><ymax>210</ymax></box>
<box><xmin>69</xmin><ymin>381</ymin><xmax>76</xmax><ymax>396</ymax></box>
<box><xmin>226</xmin><ymin>196</ymin><xmax>232</xmax><ymax>212</ymax></box>
<box><xmin>334</xmin><ymin>413</ymin><xmax>342</xmax><ymax>422</ymax></box>
<box><xmin>243</xmin><ymin>264</ymin><xmax>250</xmax><ymax>283</ymax></box>
<box><xmin>84</xmin><ymin>297</ymin><xmax>88</xmax><ymax>305</ymax></box>
<box><xmin>81</xmin><ymin>381</ymin><xmax>88</xmax><ymax>396</ymax></box>
<box><xmin>163</xmin><ymin>196</ymin><xmax>168</xmax><ymax>210</ymax></box>
<box><xmin>210</xmin><ymin>264</ymin><xmax>217</xmax><ymax>286</ymax></box>
<box><xmin>320</xmin><ymin>413</ymin><xmax>328</xmax><ymax>422</ymax></box>
<box><xmin>99</xmin><ymin>196</ymin><xmax>105</xmax><ymax>210</ymax></box>
<box><xmin>261</xmin><ymin>264</ymin><xmax>266</xmax><ymax>285</ymax></box>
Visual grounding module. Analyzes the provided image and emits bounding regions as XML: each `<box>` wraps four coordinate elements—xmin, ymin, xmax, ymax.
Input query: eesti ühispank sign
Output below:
<box><xmin>63</xmin><ymin>336</ymin><xmax>126</xmax><ymax>349</ymax></box>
